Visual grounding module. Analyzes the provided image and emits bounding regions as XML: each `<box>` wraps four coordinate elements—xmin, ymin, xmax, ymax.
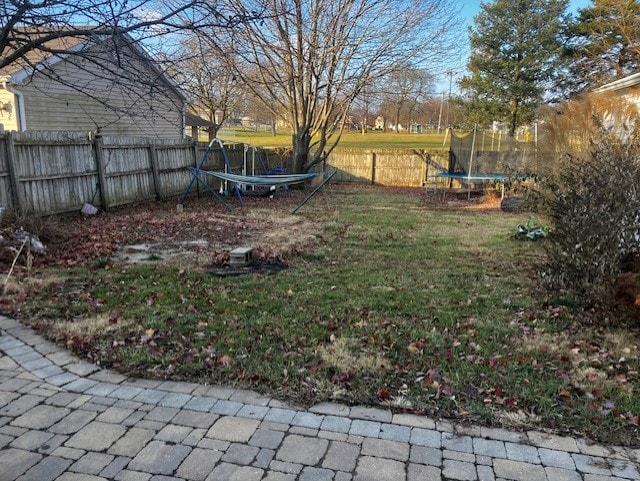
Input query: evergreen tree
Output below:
<box><xmin>568</xmin><ymin>0</ymin><xmax>640</xmax><ymax>92</ymax></box>
<box><xmin>460</xmin><ymin>0</ymin><xmax>569</xmax><ymax>135</ymax></box>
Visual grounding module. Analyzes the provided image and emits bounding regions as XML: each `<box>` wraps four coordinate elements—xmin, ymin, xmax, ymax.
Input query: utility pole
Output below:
<box><xmin>445</xmin><ymin>71</ymin><xmax>455</xmax><ymax>127</ymax></box>
<box><xmin>437</xmin><ymin>91</ymin><xmax>445</xmax><ymax>133</ymax></box>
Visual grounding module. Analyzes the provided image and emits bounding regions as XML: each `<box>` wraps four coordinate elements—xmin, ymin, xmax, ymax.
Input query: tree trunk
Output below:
<box><xmin>509</xmin><ymin>98</ymin><xmax>519</xmax><ymax>137</ymax></box>
<box><xmin>292</xmin><ymin>131</ymin><xmax>311</xmax><ymax>173</ymax></box>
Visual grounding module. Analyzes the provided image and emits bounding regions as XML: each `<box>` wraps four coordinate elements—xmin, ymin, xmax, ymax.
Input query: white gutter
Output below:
<box><xmin>2</xmin><ymin>80</ymin><xmax>27</xmax><ymax>131</ymax></box>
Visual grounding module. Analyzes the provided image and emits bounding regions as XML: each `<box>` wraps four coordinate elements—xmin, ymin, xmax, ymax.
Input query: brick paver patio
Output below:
<box><xmin>0</xmin><ymin>315</ymin><xmax>638</xmax><ymax>481</ymax></box>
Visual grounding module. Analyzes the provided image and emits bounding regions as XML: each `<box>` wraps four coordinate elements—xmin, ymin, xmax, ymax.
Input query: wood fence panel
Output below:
<box><xmin>102</xmin><ymin>137</ymin><xmax>155</xmax><ymax>207</ymax></box>
<box><xmin>374</xmin><ymin>150</ymin><xmax>426</xmax><ymax>187</ymax></box>
<box><xmin>0</xmin><ymin>135</ymin><xmax>14</xmax><ymax>210</ymax></box>
<box><xmin>325</xmin><ymin>149</ymin><xmax>374</xmax><ymax>183</ymax></box>
<box><xmin>12</xmin><ymin>131</ymin><xmax>97</xmax><ymax>215</ymax></box>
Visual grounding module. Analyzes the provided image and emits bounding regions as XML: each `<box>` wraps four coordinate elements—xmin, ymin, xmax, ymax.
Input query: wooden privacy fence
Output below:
<box><xmin>0</xmin><ymin>131</ymin><xmax>248</xmax><ymax>216</ymax></box>
<box><xmin>0</xmin><ymin>131</ymin><xmax>448</xmax><ymax>217</ymax></box>
<box><xmin>323</xmin><ymin>148</ymin><xmax>448</xmax><ymax>187</ymax></box>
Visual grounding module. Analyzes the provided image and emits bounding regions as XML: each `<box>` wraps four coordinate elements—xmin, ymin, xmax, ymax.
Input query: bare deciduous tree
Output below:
<box><xmin>201</xmin><ymin>0</ymin><xmax>461</xmax><ymax>173</ymax></box>
<box><xmin>380</xmin><ymin>66</ymin><xmax>433</xmax><ymax>133</ymax></box>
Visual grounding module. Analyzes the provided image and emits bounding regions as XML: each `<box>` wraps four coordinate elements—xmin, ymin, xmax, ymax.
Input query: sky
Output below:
<box><xmin>438</xmin><ymin>0</ymin><xmax>593</xmax><ymax>92</ymax></box>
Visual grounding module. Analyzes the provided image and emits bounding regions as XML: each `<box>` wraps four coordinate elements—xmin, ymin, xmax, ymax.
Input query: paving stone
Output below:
<box><xmin>196</xmin><ymin>438</ymin><xmax>230</xmax><ymax>452</ymax></box>
<box><xmin>32</xmin><ymin>364</ymin><xmax>65</xmax><ymax>378</ymax></box>
<box><xmin>205</xmin><ymin>463</ymin><xmax>264</xmax><ymax>481</ymax></box>
<box><xmin>545</xmin><ymin>466</ymin><xmax>583</xmax><ymax>481</ymax></box>
<box><xmin>86</xmin><ymin>382</ymin><xmax>119</xmax><ymax>397</ymax></box>
<box><xmin>21</xmin><ymin>356</ymin><xmax>51</xmax><ymax>371</ymax></box>
<box><xmin>575</xmin><ymin>439</ymin><xmax>616</xmax><ymax>458</ymax></box>
<box><xmin>111</xmin><ymin>386</ymin><xmax>145</xmax><ymax>401</ymax></box>
<box><xmin>46</xmin><ymin>351</ymin><xmax>77</xmax><ymax>367</ymax></box>
<box><xmin>175</xmin><ymin>447</ymin><xmax>222</xmax><ymax>480</ymax></box>
<box><xmin>380</xmin><ymin>423</ymin><xmax>411</xmax><ymax>442</ymax></box>
<box><xmin>610</xmin><ymin>459</ymin><xmax>640</xmax><ymax>479</ymax></box>
<box><xmin>48</xmin><ymin>392</ymin><xmax>84</xmax><ymax>407</ymax></box>
<box><xmin>92</xmin><ymin>396</ymin><xmax>118</xmax><ymax>406</ymax></box>
<box><xmin>197</xmin><ymin>385</ymin><xmax>235</xmax><ymax>399</ymax></box>
<box><xmin>207</xmin><ymin>416</ymin><xmax>260</xmax><ymax>443</ymax></box>
<box><xmin>0</xmin><ymin>391</ymin><xmax>20</xmax><ymax>408</ymax></box>
<box><xmin>132</xmin><ymin>389</ymin><xmax>168</xmax><ymax>405</ymax></box>
<box><xmin>222</xmin><ymin>443</ymin><xmax>260</xmax><ymax>465</ymax></box>
<box><xmin>210</xmin><ymin>399</ymin><xmax>243</xmax><ymax>416</ymax></box>
<box><xmin>480</xmin><ymin>427</ymin><xmax>528</xmax><ymax>444</ymax></box>
<box><xmin>136</xmin><ymin>420</ymin><xmax>167</xmax><ymax>432</ymax></box>
<box><xmin>410</xmin><ymin>428</ymin><xmax>441</xmax><ymax>448</ymax></box>
<box><xmin>0</xmin><ymin>432</ymin><xmax>13</xmax><ymax>448</ymax></box>
<box><xmin>47</xmin><ymin>372</ymin><xmax>80</xmax><ymax>387</ymax></box>
<box><xmin>0</xmin><ymin>448</ymin><xmax>43</xmax><ymax>479</ymax></box>
<box><xmin>442</xmin><ymin>459</ymin><xmax>478</xmax><ymax>480</ymax></box>
<box><xmin>1</xmin><ymin>394</ymin><xmax>45</xmax><ymax>416</ymax></box>
<box><xmin>156</xmin><ymin>380</ymin><xmax>198</xmax><ymax>394</ymax></box>
<box><xmin>145</xmin><ymin>407</ymin><xmax>179</xmax><ymax>423</ymax></box>
<box><xmin>361</xmin><ymin>437</ymin><xmax>409</xmax><ymax>461</ymax></box>
<box><xmin>572</xmin><ymin>454</ymin><xmax>612</xmax><ymax>476</ymax></box>
<box><xmin>128</xmin><ymin>440</ymin><xmax>191</xmax><ymax>475</ymax></box>
<box><xmin>88</xmin><ymin>370</ymin><xmax>128</xmax><ymax>384</ymax></box>
<box><xmin>477</xmin><ymin>465</ymin><xmax>496</xmax><ymax>481</ymax></box>
<box><xmin>158</xmin><ymin>392</ymin><xmax>192</xmax><ymax>408</ymax></box>
<box><xmin>51</xmin><ymin>446</ymin><xmax>86</xmax><ymax>460</ymax></box>
<box><xmin>98</xmin><ymin>407</ymin><xmax>136</xmax><ymax>424</ymax></box>
<box><xmin>319</xmin><ymin>415</ymin><xmax>351</xmax><ymax>434</ymax></box>
<box><xmin>171</xmin><ymin>410</ymin><xmax>218</xmax><ymax>429</ymax></box>
<box><xmin>54</xmin><ymin>472</ymin><xmax>110</xmax><ymax>481</ymax></box>
<box><xmin>64</xmin><ymin>378</ymin><xmax>98</xmax><ymax>393</ymax></box>
<box><xmin>354</xmin><ymin>455</ymin><xmax>405</xmax><ymax>481</ymax></box>
<box><xmin>349</xmin><ymin>419</ymin><xmax>380</xmax><ymax>438</ymax></box>
<box><xmin>69</xmin><ymin>453</ymin><xmax>115</xmax><ymax>474</ymax></box>
<box><xmin>262</xmin><ymin>472</ymin><xmax>296</xmax><ymax>481</ymax></box>
<box><xmin>183</xmin><ymin>396</ymin><xmax>216</xmax><ymax>412</ymax></box>
<box><xmin>229</xmin><ymin>389</ymin><xmax>271</xmax><ymax>406</ymax></box>
<box><xmin>538</xmin><ymin>448</ymin><xmax>575</xmax><ymax>469</ymax></box>
<box><xmin>309</xmin><ymin>402</ymin><xmax>350</xmax><ymax>417</ymax></box>
<box><xmin>392</xmin><ymin>413</ymin><xmax>436</xmax><ymax>430</ymax></box>
<box><xmin>528</xmin><ymin>431</ymin><xmax>579</xmax><ymax>453</ymax></box>
<box><xmin>37</xmin><ymin>433</ymin><xmax>68</xmax><ymax>455</ymax></box>
<box><xmin>494</xmin><ymin>459</ymin><xmax>548</xmax><ymax>481</ymax></box>
<box><xmin>254</xmin><ymin>448</ymin><xmax>276</xmax><ymax>469</ymax></box>
<box><xmin>249</xmin><ymin>429</ymin><xmax>285</xmax><ymax>449</ymax></box>
<box><xmin>319</xmin><ymin>430</ymin><xmax>348</xmax><ymax>442</ymax></box>
<box><xmin>67</xmin><ymin>395</ymin><xmax>94</xmax><ymax>409</ymax></box>
<box><xmin>505</xmin><ymin>442</ymin><xmax>541</xmax><ymax>464</ymax></box>
<box><xmin>583</xmin><ymin>476</ymin><xmax>629</xmax><ymax>481</ymax></box>
<box><xmin>10</xmin><ymin>429</ymin><xmax>54</xmax><ymax>450</ymax></box>
<box><xmin>410</xmin><ymin>445</ymin><xmax>442</xmax><ymax>466</ymax></box>
<box><xmin>350</xmin><ymin>406</ymin><xmax>392</xmax><ymax>423</ymax></box>
<box><xmin>65</xmin><ymin>421</ymin><xmax>128</xmax><ymax>451</ymax></box>
<box><xmin>100</xmin><ymin>455</ymin><xmax>131</xmax><ymax>478</ymax></box>
<box><xmin>12</xmin><ymin>404</ymin><xmax>70</xmax><ymax>429</ymax></box>
<box><xmin>174</xmin><ymin>425</ymin><xmax>202</xmax><ymax>445</ymax></box>
<box><xmin>264</xmin><ymin>408</ymin><xmax>297</xmax><ymax>424</ymax></box>
<box><xmin>408</xmin><ymin>463</ymin><xmax>442</xmax><ymax>481</ymax></box>
<box><xmin>108</xmin><ymin>428</ymin><xmax>155</xmax><ymax>457</ymax></box>
<box><xmin>291</xmin><ymin>411</ymin><xmax>324</xmax><ymax>429</ymax></box>
<box><xmin>115</xmin><ymin>470</ymin><xmax>152</xmax><ymax>481</ymax></box>
<box><xmin>442</xmin><ymin>432</ymin><xmax>473</xmax><ymax>453</ymax></box>
<box><xmin>16</xmin><ymin>454</ymin><xmax>72</xmax><ymax>481</ymax></box>
<box><xmin>473</xmin><ymin>438</ymin><xmax>507</xmax><ymax>458</ymax></box>
<box><xmin>122</xmin><ymin>411</ymin><xmax>148</xmax><ymax>427</ymax></box>
<box><xmin>237</xmin><ymin>404</ymin><xmax>270</xmax><ymax>420</ymax></box>
<box><xmin>155</xmin><ymin>424</ymin><xmax>193</xmax><ymax>443</ymax></box>
<box><xmin>276</xmin><ymin>435</ymin><xmax>329</xmax><ymax>466</ymax></box>
<box><xmin>65</xmin><ymin>360</ymin><xmax>101</xmax><ymax>376</ymax></box>
<box><xmin>444</xmin><ymin>450</ymin><xmax>476</xmax><ymax>463</ymax></box>
<box><xmin>299</xmin><ymin>466</ymin><xmax>334</xmax><ymax>481</ymax></box>
<box><xmin>269</xmin><ymin>459</ymin><xmax>303</xmax><ymax>474</ymax></box>
<box><xmin>322</xmin><ymin>441</ymin><xmax>360</xmax><ymax>472</ymax></box>
<box><xmin>0</xmin><ymin>425</ymin><xmax>27</xmax><ymax>437</ymax></box>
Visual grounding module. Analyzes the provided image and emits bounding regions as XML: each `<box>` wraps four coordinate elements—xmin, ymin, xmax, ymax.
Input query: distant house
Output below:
<box><xmin>0</xmin><ymin>29</ymin><xmax>186</xmax><ymax>139</ymax></box>
<box><xmin>592</xmin><ymin>72</ymin><xmax>640</xmax><ymax>132</ymax></box>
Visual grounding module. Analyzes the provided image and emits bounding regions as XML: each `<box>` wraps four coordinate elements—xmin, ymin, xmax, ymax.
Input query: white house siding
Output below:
<box><xmin>13</xmin><ymin>41</ymin><xmax>184</xmax><ymax>139</ymax></box>
<box><xmin>0</xmin><ymin>89</ymin><xmax>18</xmax><ymax>132</ymax></box>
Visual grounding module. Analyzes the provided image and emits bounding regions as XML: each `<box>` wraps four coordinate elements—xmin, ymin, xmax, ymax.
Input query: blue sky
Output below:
<box><xmin>439</xmin><ymin>0</ymin><xmax>593</xmax><ymax>92</ymax></box>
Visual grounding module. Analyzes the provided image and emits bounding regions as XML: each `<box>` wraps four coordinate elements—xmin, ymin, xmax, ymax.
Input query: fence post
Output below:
<box><xmin>4</xmin><ymin>132</ymin><xmax>24</xmax><ymax>215</ymax></box>
<box><xmin>92</xmin><ymin>134</ymin><xmax>110</xmax><ymax>211</ymax></box>
<box><xmin>148</xmin><ymin>143</ymin><xmax>161</xmax><ymax>200</ymax></box>
<box><xmin>371</xmin><ymin>151</ymin><xmax>377</xmax><ymax>185</ymax></box>
<box><xmin>193</xmin><ymin>140</ymin><xmax>202</xmax><ymax>197</ymax></box>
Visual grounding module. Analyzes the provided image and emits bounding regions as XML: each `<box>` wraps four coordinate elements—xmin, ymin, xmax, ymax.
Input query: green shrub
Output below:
<box><xmin>541</xmin><ymin>128</ymin><xmax>640</xmax><ymax>308</ymax></box>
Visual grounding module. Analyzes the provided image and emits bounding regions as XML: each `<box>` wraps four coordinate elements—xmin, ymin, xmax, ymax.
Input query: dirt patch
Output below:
<box><xmin>1</xmin><ymin>197</ymin><xmax>323</xmax><ymax>271</ymax></box>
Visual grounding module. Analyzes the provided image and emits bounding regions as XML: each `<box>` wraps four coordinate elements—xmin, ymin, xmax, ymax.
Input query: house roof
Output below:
<box><xmin>185</xmin><ymin>112</ymin><xmax>216</xmax><ymax>128</ymax></box>
<box><xmin>0</xmin><ymin>27</ymin><xmax>185</xmax><ymax>101</ymax></box>
<box><xmin>594</xmin><ymin>72</ymin><xmax>640</xmax><ymax>94</ymax></box>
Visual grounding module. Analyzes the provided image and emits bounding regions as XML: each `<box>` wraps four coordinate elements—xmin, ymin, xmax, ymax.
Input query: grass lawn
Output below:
<box><xmin>217</xmin><ymin>127</ymin><xmax>449</xmax><ymax>150</ymax></box>
<box><xmin>2</xmin><ymin>186</ymin><xmax>638</xmax><ymax>446</ymax></box>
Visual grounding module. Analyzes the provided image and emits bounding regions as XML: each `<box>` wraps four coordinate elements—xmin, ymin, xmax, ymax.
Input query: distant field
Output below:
<box><xmin>217</xmin><ymin>128</ymin><xmax>451</xmax><ymax>150</ymax></box>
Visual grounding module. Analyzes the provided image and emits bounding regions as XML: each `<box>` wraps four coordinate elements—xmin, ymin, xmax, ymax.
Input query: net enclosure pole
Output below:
<box><xmin>292</xmin><ymin>170</ymin><xmax>338</xmax><ymax>214</ymax></box>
